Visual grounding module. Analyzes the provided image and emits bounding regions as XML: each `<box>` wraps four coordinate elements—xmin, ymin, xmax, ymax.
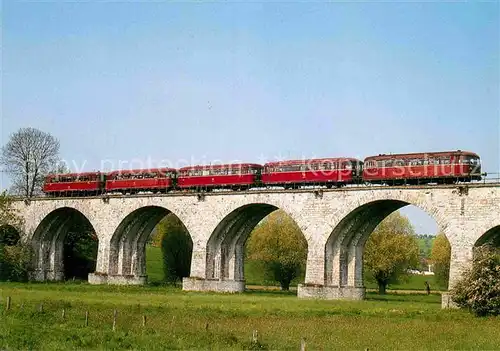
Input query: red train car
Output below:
<box><xmin>43</xmin><ymin>172</ymin><xmax>104</xmax><ymax>196</ymax></box>
<box><xmin>177</xmin><ymin>164</ymin><xmax>262</xmax><ymax>190</ymax></box>
<box><xmin>262</xmin><ymin>158</ymin><xmax>363</xmax><ymax>188</ymax></box>
<box><xmin>105</xmin><ymin>168</ymin><xmax>177</xmax><ymax>194</ymax></box>
<box><xmin>363</xmin><ymin>150</ymin><xmax>481</xmax><ymax>185</ymax></box>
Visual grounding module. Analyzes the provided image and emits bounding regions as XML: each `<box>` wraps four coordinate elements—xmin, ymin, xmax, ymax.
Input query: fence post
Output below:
<box><xmin>300</xmin><ymin>338</ymin><xmax>307</xmax><ymax>351</ymax></box>
<box><xmin>85</xmin><ymin>311</ymin><xmax>89</xmax><ymax>327</ymax></box>
<box><xmin>6</xmin><ymin>296</ymin><xmax>11</xmax><ymax>311</ymax></box>
<box><xmin>112</xmin><ymin>310</ymin><xmax>117</xmax><ymax>331</ymax></box>
<box><xmin>252</xmin><ymin>330</ymin><xmax>258</xmax><ymax>344</ymax></box>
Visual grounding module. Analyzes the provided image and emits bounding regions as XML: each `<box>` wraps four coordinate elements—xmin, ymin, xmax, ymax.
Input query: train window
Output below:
<box><xmin>463</xmin><ymin>157</ymin><xmax>480</xmax><ymax>165</ymax></box>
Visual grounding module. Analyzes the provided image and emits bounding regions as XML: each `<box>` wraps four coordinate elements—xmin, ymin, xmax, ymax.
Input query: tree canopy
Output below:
<box><xmin>0</xmin><ymin>191</ymin><xmax>23</xmax><ymax>232</ymax></box>
<box><xmin>451</xmin><ymin>245</ymin><xmax>500</xmax><ymax>316</ymax></box>
<box><xmin>1</xmin><ymin>127</ymin><xmax>60</xmax><ymax>197</ymax></box>
<box><xmin>364</xmin><ymin>211</ymin><xmax>420</xmax><ymax>294</ymax></box>
<box><xmin>0</xmin><ymin>192</ymin><xmax>31</xmax><ymax>281</ymax></box>
<box><xmin>155</xmin><ymin>214</ymin><xmax>193</xmax><ymax>284</ymax></box>
<box><xmin>63</xmin><ymin>218</ymin><xmax>98</xmax><ymax>280</ymax></box>
<box><xmin>246</xmin><ymin>210</ymin><xmax>307</xmax><ymax>290</ymax></box>
<box><xmin>430</xmin><ymin>233</ymin><xmax>451</xmax><ymax>289</ymax></box>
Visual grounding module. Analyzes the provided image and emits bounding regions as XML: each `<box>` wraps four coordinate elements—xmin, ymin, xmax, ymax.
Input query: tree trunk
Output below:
<box><xmin>280</xmin><ymin>279</ymin><xmax>291</xmax><ymax>291</ymax></box>
<box><xmin>377</xmin><ymin>280</ymin><xmax>387</xmax><ymax>295</ymax></box>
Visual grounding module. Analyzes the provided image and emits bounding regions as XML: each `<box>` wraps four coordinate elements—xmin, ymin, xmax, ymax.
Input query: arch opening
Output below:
<box><xmin>475</xmin><ymin>225</ymin><xmax>500</xmax><ymax>248</ymax></box>
<box><xmin>324</xmin><ymin>200</ymin><xmax>442</xmax><ymax>295</ymax></box>
<box><xmin>31</xmin><ymin>208</ymin><xmax>98</xmax><ymax>281</ymax></box>
<box><xmin>206</xmin><ymin>204</ymin><xmax>308</xmax><ymax>292</ymax></box>
<box><xmin>109</xmin><ymin>206</ymin><xmax>193</xmax><ymax>285</ymax></box>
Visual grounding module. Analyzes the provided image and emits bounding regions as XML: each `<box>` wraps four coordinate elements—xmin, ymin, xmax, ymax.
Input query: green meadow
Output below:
<box><xmin>0</xmin><ymin>246</ymin><xmax>496</xmax><ymax>350</ymax></box>
<box><xmin>1</xmin><ymin>283</ymin><xmax>498</xmax><ymax>350</ymax></box>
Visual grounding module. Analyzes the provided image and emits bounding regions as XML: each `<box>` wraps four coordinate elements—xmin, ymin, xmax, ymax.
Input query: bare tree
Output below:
<box><xmin>1</xmin><ymin>128</ymin><xmax>60</xmax><ymax>198</ymax></box>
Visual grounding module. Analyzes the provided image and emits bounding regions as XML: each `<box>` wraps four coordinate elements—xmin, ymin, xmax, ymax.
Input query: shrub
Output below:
<box><xmin>451</xmin><ymin>245</ymin><xmax>500</xmax><ymax>316</ymax></box>
<box><xmin>0</xmin><ymin>242</ymin><xmax>32</xmax><ymax>281</ymax></box>
<box><xmin>158</xmin><ymin>214</ymin><xmax>193</xmax><ymax>284</ymax></box>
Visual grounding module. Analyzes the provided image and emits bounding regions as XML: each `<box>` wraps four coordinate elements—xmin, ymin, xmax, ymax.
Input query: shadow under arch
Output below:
<box><xmin>0</xmin><ymin>224</ymin><xmax>21</xmax><ymax>246</ymax></box>
<box><xmin>325</xmin><ymin>199</ymin><xmax>442</xmax><ymax>292</ymax></box>
<box><xmin>475</xmin><ymin>225</ymin><xmax>500</xmax><ymax>248</ymax></box>
<box><xmin>108</xmin><ymin>205</ymin><xmax>193</xmax><ymax>284</ymax></box>
<box><xmin>205</xmin><ymin>203</ymin><xmax>308</xmax><ymax>291</ymax></box>
<box><xmin>31</xmin><ymin>207</ymin><xmax>98</xmax><ymax>281</ymax></box>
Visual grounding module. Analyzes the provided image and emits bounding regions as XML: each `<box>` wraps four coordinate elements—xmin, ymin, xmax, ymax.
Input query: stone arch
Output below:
<box><xmin>324</xmin><ymin>194</ymin><xmax>444</xmax><ymax>296</ymax></box>
<box><xmin>204</xmin><ymin>202</ymin><xmax>308</xmax><ymax>291</ymax></box>
<box><xmin>31</xmin><ymin>207</ymin><xmax>98</xmax><ymax>281</ymax></box>
<box><xmin>108</xmin><ymin>205</ymin><xmax>193</xmax><ymax>284</ymax></box>
<box><xmin>475</xmin><ymin>225</ymin><xmax>500</xmax><ymax>248</ymax></box>
<box><xmin>0</xmin><ymin>224</ymin><xmax>21</xmax><ymax>246</ymax></box>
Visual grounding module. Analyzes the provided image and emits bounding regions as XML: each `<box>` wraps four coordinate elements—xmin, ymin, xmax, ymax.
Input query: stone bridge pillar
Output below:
<box><xmin>183</xmin><ymin>205</ymin><xmax>268</xmax><ymax>293</ymax></box>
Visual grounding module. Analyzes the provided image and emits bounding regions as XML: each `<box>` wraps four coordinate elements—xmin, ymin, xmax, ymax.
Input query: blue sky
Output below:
<box><xmin>1</xmin><ymin>1</ymin><xmax>499</xmax><ymax>234</ymax></box>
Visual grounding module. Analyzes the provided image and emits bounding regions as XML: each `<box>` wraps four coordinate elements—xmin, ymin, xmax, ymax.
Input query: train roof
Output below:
<box><xmin>107</xmin><ymin>167</ymin><xmax>177</xmax><ymax>175</ymax></box>
<box><xmin>178</xmin><ymin>163</ymin><xmax>263</xmax><ymax>171</ymax></box>
<box><xmin>364</xmin><ymin>150</ymin><xmax>480</xmax><ymax>161</ymax></box>
<box><xmin>45</xmin><ymin>171</ymin><xmax>101</xmax><ymax>178</ymax></box>
<box><xmin>264</xmin><ymin>158</ymin><xmax>362</xmax><ymax>167</ymax></box>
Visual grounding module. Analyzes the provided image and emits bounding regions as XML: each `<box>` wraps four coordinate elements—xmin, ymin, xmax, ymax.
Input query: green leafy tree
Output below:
<box><xmin>1</xmin><ymin>244</ymin><xmax>32</xmax><ymax>281</ymax></box>
<box><xmin>246</xmin><ymin>210</ymin><xmax>308</xmax><ymax>290</ymax></box>
<box><xmin>451</xmin><ymin>245</ymin><xmax>500</xmax><ymax>316</ymax></box>
<box><xmin>430</xmin><ymin>233</ymin><xmax>451</xmax><ymax>289</ymax></box>
<box><xmin>364</xmin><ymin>211</ymin><xmax>419</xmax><ymax>294</ymax></box>
<box><xmin>157</xmin><ymin>214</ymin><xmax>193</xmax><ymax>284</ymax></box>
<box><xmin>0</xmin><ymin>191</ymin><xmax>24</xmax><ymax>231</ymax></box>
<box><xmin>0</xmin><ymin>191</ymin><xmax>31</xmax><ymax>281</ymax></box>
<box><xmin>63</xmin><ymin>221</ymin><xmax>98</xmax><ymax>280</ymax></box>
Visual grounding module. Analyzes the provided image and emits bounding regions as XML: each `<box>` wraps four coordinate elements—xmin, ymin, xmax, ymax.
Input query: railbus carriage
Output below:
<box><xmin>362</xmin><ymin>150</ymin><xmax>481</xmax><ymax>185</ymax></box>
<box><xmin>105</xmin><ymin>168</ymin><xmax>177</xmax><ymax>194</ymax></box>
<box><xmin>43</xmin><ymin>172</ymin><xmax>104</xmax><ymax>197</ymax></box>
<box><xmin>177</xmin><ymin>163</ymin><xmax>263</xmax><ymax>191</ymax></box>
<box><xmin>262</xmin><ymin>158</ymin><xmax>363</xmax><ymax>188</ymax></box>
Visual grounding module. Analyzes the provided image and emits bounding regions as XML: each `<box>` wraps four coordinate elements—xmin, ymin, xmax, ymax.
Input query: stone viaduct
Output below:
<box><xmin>9</xmin><ymin>184</ymin><xmax>500</xmax><ymax>305</ymax></box>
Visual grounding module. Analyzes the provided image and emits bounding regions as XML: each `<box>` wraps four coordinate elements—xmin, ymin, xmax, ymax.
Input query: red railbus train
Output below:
<box><xmin>177</xmin><ymin>164</ymin><xmax>262</xmax><ymax>190</ymax></box>
<box><xmin>42</xmin><ymin>150</ymin><xmax>482</xmax><ymax>196</ymax></box>
<box><xmin>262</xmin><ymin>158</ymin><xmax>362</xmax><ymax>188</ymax></box>
<box><xmin>43</xmin><ymin>172</ymin><xmax>104</xmax><ymax>196</ymax></box>
<box><xmin>363</xmin><ymin>150</ymin><xmax>481</xmax><ymax>185</ymax></box>
<box><xmin>105</xmin><ymin>168</ymin><xmax>177</xmax><ymax>194</ymax></box>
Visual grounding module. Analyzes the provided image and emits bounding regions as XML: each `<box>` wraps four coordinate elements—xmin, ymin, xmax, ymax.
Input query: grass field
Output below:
<box><xmin>0</xmin><ymin>282</ymin><xmax>498</xmax><ymax>350</ymax></box>
<box><xmin>146</xmin><ymin>246</ymin><xmax>164</xmax><ymax>284</ymax></box>
<box><xmin>7</xmin><ymin>246</ymin><xmax>472</xmax><ymax>349</ymax></box>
